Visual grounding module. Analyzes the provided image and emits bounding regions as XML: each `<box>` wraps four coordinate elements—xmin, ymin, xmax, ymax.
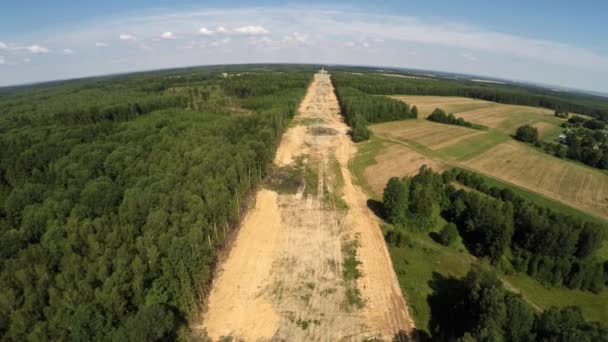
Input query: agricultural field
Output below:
<box><xmin>392</xmin><ymin>95</ymin><xmax>566</xmax><ymax>141</ymax></box>
<box><xmin>464</xmin><ymin>140</ymin><xmax>608</xmax><ymax>219</ymax></box>
<box><xmin>367</xmin><ymin>96</ymin><xmax>608</xmax><ymax>220</ymax></box>
<box><xmin>350</xmin><ymin>94</ymin><xmax>608</xmax><ymax>334</ymax></box>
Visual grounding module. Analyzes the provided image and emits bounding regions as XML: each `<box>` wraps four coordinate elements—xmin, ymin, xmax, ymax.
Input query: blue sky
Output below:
<box><xmin>1</xmin><ymin>0</ymin><xmax>607</xmax><ymax>92</ymax></box>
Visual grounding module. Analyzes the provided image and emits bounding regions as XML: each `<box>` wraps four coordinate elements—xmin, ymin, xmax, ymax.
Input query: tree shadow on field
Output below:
<box><xmin>366</xmin><ymin>199</ymin><xmax>384</xmax><ymax>219</ymax></box>
<box><xmin>427</xmin><ymin>272</ymin><xmax>467</xmax><ymax>340</ymax></box>
<box><xmin>391</xmin><ymin>329</ymin><xmax>431</xmax><ymax>342</ymax></box>
<box><xmin>428</xmin><ymin>231</ymin><xmax>441</xmax><ymax>244</ymax></box>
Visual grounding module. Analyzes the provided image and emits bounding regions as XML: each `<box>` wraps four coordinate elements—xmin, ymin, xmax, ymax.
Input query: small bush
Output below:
<box><xmin>438</xmin><ymin>223</ymin><xmax>459</xmax><ymax>246</ymax></box>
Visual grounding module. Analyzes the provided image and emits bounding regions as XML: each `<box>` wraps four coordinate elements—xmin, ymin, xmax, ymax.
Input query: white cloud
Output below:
<box><xmin>2</xmin><ymin>7</ymin><xmax>608</xmax><ymax>93</ymax></box>
<box><xmin>161</xmin><ymin>31</ymin><xmax>176</xmax><ymax>40</ymax></box>
<box><xmin>27</xmin><ymin>45</ymin><xmax>49</xmax><ymax>54</ymax></box>
<box><xmin>234</xmin><ymin>25</ymin><xmax>269</xmax><ymax>35</ymax></box>
<box><xmin>63</xmin><ymin>48</ymin><xmax>74</xmax><ymax>55</ymax></box>
<box><xmin>23</xmin><ymin>58</ymin><xmax>30</xmax><ymax>63</ymax></box>
<box><xmin>0</xmin><ymin>42</ymin><xmax>6</xmax><ymax>49</ymax></box>
<box><xmin>284</xmin><ymin>32</ymin><xmax>311</xmax><ymax>45</ymax></box>
<box><xmin>0</xmin><ymin>56</ymin><xmax>5</xmax><ymax>64</ymax></box>
<box><xmin>119</xmin><ymin>34</ymin><xmax>136</xmax><ymax>41</ymax></box>
<box><xmin>95</xmin><ymin>42</ymin><xmax>109</xmax><ymax>47</ymax></box>
<box><xmin>198</xmin><ymin>27</ymin><xmax>214</xmax><ymax>35</ymax></box>
<box><xmin>461</xmin><ymin>52</ymin><xmax>478</xmax><ymax>61</ymax></box>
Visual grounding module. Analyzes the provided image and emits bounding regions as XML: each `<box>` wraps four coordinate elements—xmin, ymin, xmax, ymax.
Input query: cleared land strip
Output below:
<box><xmin>195</xmin><ymin>73</ymin><xmax>414</xmax><ymax>341</ymax></box>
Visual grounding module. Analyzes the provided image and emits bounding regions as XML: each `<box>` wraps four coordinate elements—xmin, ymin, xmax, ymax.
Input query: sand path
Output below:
<box><xmin>195</xmin><ymin>72</ymin><xmax>414</xmax><ymax>341</ymax></box>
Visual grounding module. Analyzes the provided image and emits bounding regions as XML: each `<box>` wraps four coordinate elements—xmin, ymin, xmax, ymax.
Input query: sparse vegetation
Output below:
<box><xmin>341</xmin><ymin>235</ymin><xmax>365</xmax><ymax>310</ymax></box>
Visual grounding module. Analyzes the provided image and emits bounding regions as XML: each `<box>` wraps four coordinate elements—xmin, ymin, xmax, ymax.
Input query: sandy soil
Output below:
<box><xmin>195</xmin><ymin>73</ymin><xmax>414</xmax><ymax>341</ymax></box>
<box><xmin>194</xmin><ymin>189</ymin><xmax>283</xmax><ymax>341</ymax></box>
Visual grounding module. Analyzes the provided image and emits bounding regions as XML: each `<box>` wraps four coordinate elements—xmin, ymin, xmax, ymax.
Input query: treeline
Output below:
<box><xmin>514</xmin><ymin>122</ymin><xmax>608</xmax><ymax>169</ymax></box>
<box><xmin>330</xmin><ymin>72</ymin><xmax>608</xmax><ymax>122</ymax></box>
<box><xmin>450</xmin><ymin>169</ymin><xmax>607</xmax><ymax>292</ymax></box>
<box><xmin>0</xmin><ymin>68</ymin><xmax>311</xmax><ymax>340</ymax></box>
<box><xmin>429</xmin><ymin>266</ymin><xmax>608</xmax><ymax>341</ymax></box>
<box><xmin>54</xmin><ymin>95</ymin><xmax>188</xmax><ymax>125</ymax></box>
<box><xmin>331</xmin><ymin>80</ymin><xmax>417</xmax><ymax>141</ymax></box>
<box><xmin>427</xmin><ymin>108</ymin><xmax>475</xmax><ymax>128</ymax></box>
<box><xmin>382</xmin><ymin>166</ymin><xmax>607</xmax><ymax>293</ymax></box>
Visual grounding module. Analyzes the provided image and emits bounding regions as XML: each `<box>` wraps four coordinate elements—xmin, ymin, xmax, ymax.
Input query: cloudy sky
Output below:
<box><xmin>1</xmin><ymin>0</ymin><xmax>607</xmax><ymax>93</ymax></box>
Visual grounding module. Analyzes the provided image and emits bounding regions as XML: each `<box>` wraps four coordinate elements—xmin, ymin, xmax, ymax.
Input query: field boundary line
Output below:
<box><xmin>374</xmin><ymin>133</ymin><xmax>606</xmax><ymax>223</ymax></box>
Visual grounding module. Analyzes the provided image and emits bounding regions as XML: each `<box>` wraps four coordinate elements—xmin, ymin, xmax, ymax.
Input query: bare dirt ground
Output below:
<box><xmin>194</xmin><ymin>73</ymin><xmax>414</xmax><ymax>341</ymax></box>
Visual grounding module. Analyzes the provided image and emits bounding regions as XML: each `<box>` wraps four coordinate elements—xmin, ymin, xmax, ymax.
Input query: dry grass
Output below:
<box><xmin>464</xmin><ymin>140</ymin><xmax>608</xmax><ymax>219</ymax></box>
<box><xmin>373</xmin><ymin>120</ymin><xmax>485</xmax><ymax>151</ymax></box>
<box><xmin>392</xmin><ymin>95</ymin><xmax>496</xmax><ymax>116</ymax></box>
<box><xmin>393</xmin><ymin>95</ymin><xmax>565</xmax><ymax>136</ymax></box>
<box><xmin>363</xmin><ymin>142</ymin><xmax>447</xmax><ymax>196</ymax></box>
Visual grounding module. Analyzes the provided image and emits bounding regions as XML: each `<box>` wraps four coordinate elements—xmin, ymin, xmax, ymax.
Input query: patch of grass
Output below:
<box><xmin>304</xmin><ymin>161</ymin><xmax>319</xmax><ymax>196</ymax></box>
<box><xmin>345</xmin><ymin>287</ymin><xmax>365</xmax><ymax>310</ymax></box>
<box><xmin>341</xmin><ymin>234</ymin><xmax>365</xmax><ymax>311</ymax></box>
<box><xmin>323</xmin><ymin>156</ymin><xmax>349</xmax><ymax>209</ymax></box>
<box><xmin>349</xmin><ymin>135</ymin><xmax>386</xmax><ymax>197</ymax></box>
<box><xmin>320</xmin><ymin>287</ymin><xmax>337</xmax><ymax>297</ymax></box>
<box><xmin>435</xmin><ymin>131</ymin><xmax>509</xmax><ymax>161</ymax></box>
<box><xmin>342</xmin><ymin>237</ymin><xmax>362</xmax><ymax>281</ymax></box>
<box><xmin>502</xmin><ymin>273</ymin><xmax>608</xmax><ymax>324</ymax></box>
<box><xmin>292</xmin><ymin>117</ymin><xmax>324</xmax><ymax>126</ymax></box>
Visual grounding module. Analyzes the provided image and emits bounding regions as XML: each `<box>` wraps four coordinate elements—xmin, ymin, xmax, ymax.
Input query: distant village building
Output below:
<box><xmin>557</xmin><ymin>133</ymin><xmax>568</xmax><ymax>143</ymax></box>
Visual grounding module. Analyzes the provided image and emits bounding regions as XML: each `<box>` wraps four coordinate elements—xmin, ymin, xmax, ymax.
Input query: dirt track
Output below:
<box><xmin>194</xmin><ymin>73</ymin><xmax>414</xmax><ymax>341</ymax></box>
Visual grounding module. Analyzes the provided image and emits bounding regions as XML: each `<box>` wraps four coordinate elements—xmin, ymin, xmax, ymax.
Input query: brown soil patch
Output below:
<box><xmin>196</xmin><ymin>73</ymin><xmax>414</xmax><ymax>341</ymax></box>
<box><xmin>364</xmin><ymin>143</ymin><xmax>447</xmax><ymax>196</ymax></box>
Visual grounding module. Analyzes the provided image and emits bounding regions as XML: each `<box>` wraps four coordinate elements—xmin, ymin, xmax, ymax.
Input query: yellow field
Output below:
<box><xmin>363</xmin><ymin>96</ymin><xmax>608</xmax><ymax>221</ymax></box>
<box><xmin>393</xmin><ymin>95</ymin><xmax>565</xmax><ymax>139</ymax></box>
<box><xmin>464</xmin><ymin>140</ymin><xmax>608</xmax><ymax>219</ymax></box>
<box><xmin>373</xmin><ymin>120</ymin><xmax>485</xmax><ymax>150</ymax></box>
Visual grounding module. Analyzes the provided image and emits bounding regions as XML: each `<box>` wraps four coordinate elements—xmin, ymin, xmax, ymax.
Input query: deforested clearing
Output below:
<box><xmin>464</xmin><ymin>140</ymin><xmax>608</xmax><ymax>219</ymax></box>
<box><xmin>196</xmin><ymin>73</ymin><xmax>414</xmax><ymax>341</ymax></box>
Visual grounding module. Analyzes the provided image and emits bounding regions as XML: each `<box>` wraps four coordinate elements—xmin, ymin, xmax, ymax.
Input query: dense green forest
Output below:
<box><xmin>383</xmin><ymin>166</ymin><xmax>608</xmax><ymax>340</ymax></box>
<box><xmin>331</xmin><ymin>77</ymin><xmax>417</xmax><ymax>141</ymax></box>
<box><xmin>382</xmin><ymin>167</ymin><xmax>607</xmax><ymax>293</ymax></box>
<box><xmin>329</xmin><ymin>70</ymin><xmax>608</xmax><ymax>122</ymax></box>
<box><xmin>428</xmin><ymin>265</ymin><xmax>608</xmax><ymax>341</ymax></box>
<box><xmin>0</xmin><ymin>65</ymin><xmax>313</xmax><ymax>340</ymax></box>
